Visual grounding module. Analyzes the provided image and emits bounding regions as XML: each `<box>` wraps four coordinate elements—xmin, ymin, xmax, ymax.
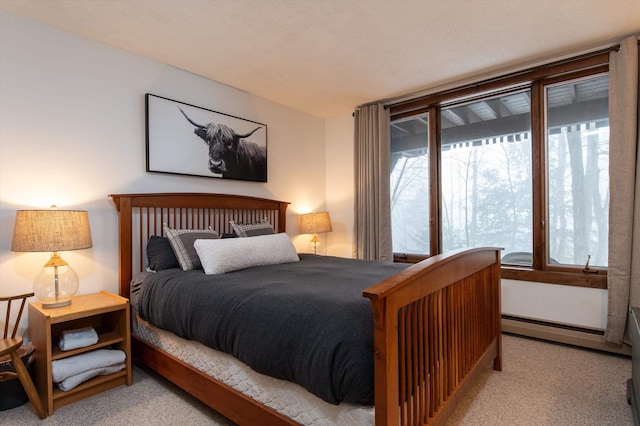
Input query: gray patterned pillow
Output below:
<box><xmin>230</xmin><ymin>220</ymin><xmax>275</xmax><ymax>237</ymax></box>
<box><xmin>164</xmin><ymin>226</ymin><xmax>219</xmax><ymax>270</ymax></box>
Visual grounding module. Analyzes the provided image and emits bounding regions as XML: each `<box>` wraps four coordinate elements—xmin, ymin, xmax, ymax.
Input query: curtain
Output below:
<box><xmin>605</xmin><ymin>35</ymin><xmax>640</xmax><ymax>345</ymax></box>
<box><xmin>353</xmin><ymin>103</ymin><xmax>392</xmax><ymax>261</ymax></box>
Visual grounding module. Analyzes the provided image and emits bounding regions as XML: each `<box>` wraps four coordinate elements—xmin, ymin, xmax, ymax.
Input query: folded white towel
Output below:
<box><xmin>58</xmin><ymin>326</ymin><xmax>99</xmax><ymax>351</ymax></box>
<box><xmin>52</xmin><ymin>349</ymin><xmax>126</xmax><ymax>383</ymax></box>
<box><xmin>57</xmin><ymin>362</ymin><xmax>126</xmax><ymax>391</ymax></box>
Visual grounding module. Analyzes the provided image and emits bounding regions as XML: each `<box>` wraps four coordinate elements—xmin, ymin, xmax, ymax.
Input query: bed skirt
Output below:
<box><xmin>133</xmin><ymin>314</ymin><xmax>374</xmax><ymax>425</ymax></box>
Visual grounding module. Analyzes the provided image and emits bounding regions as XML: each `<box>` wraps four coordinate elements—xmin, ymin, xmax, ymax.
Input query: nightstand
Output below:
<box><xmin>28</xmin><ymin>291</ymin><xmax>131</xmax><ymax>415</ymax></box>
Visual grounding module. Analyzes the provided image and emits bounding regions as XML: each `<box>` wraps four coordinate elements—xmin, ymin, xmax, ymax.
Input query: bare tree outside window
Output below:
<box><xmin>390</xmin><ymin>115</ymin><xmax>429</xmax><ymax>255</ymax></box>
<box><xmin>546</xmin><ymin>75</ymin><xmax>609</xmax><ymax>267</ymax></box>
<box><xmin>441</xmin><ymin>133</ymin><xmax>533</xmax><ymax>257</ymax></box>
<box><xmin>440</xmin><ymin>91</ymin><xmax>533</xmax><ymax>260</ymax></box>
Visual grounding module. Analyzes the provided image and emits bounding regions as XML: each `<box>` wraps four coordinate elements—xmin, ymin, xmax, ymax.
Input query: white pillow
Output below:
<box><xmin>194</xmin><ymin>233</ymin><xmax>299</xmax><ymax>275</ymax></box>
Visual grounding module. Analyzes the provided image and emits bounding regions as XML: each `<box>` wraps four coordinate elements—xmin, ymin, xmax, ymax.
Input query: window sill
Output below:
<box><xmin>393</xmin><ymin>255</ymin><xmax>607</xmax><ymax>289</ymax></box>
<box><xmin>501</xmin><ymin>267</ymin><xmax>607</xmax><ymax>289</ymax></box>
<box><xmin>393</xmin><ymin>254</ymin><xmax>607</xmax><ymax>290</ymax></box>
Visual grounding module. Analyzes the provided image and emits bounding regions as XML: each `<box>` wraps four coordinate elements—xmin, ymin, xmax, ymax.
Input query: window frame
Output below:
<box><xmin>390</xmin><ymin>52</ymin><xmax>611</xmax><ymax>289</ymax></box>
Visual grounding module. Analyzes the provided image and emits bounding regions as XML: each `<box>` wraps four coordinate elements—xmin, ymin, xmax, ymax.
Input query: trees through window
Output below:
<box><xmin>390</xmin><ymin>56</ymin><xmax>610</xmax><ymax>287</ymax></box>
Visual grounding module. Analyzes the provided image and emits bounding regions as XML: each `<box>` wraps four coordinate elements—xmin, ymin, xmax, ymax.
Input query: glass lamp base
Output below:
<box><xmin>33</xmin><ymin>254</ymin><xmax>79</xmax><ymax>309</ymax></box>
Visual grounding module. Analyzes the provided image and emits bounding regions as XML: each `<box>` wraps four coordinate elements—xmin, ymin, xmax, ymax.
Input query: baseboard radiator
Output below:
<box><xmin>502</xmin><ymin>315</ymin><xmax>631</xmax><ymax>356</ymax></box>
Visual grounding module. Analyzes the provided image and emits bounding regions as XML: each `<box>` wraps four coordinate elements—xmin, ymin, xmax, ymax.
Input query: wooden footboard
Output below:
<box><xmin>364</xmin><ymin>247</ymin><xmax>502</xmax><ymax>426</ymax></box>
<box><xmin>111</xmin><ymin>193</ymin><xmax>501</xmax><ymax>426</ymax></box>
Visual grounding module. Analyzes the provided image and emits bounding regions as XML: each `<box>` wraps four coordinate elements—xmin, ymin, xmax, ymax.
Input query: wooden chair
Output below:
<box><xmin>0</xmin><ymin>293</ymin><xmax>46</xmax><ymax>419</ymax></box>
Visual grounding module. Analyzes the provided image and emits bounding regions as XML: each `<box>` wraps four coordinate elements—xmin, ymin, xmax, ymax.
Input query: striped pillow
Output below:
<box><xmin>164</xmin><ymin>226</ymin><xmax>219</xmax><ymax>270</ymax></box>
<box><xmin>230</xmin><ymin>220</ymin><xmax>275</xmax><ymax>238</ymax></box>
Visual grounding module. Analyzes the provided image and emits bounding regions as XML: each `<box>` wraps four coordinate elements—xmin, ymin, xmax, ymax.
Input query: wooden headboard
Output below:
<box><xmin>109</xmin><ymin>193</ymin><xmax>289</xmax><ymax>299</ymax></box>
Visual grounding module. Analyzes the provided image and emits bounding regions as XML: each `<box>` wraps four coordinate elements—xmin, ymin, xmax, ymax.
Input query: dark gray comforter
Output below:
<box><xmin>136</xmin><ymin>254</ymin><xmax>407</xmax><ymax>405</ymax></box>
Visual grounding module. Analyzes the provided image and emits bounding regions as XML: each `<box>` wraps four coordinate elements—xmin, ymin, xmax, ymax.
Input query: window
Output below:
<box><xmin>441</xmin><ymin>91</ymin><xmax>533</xmax><ymax>259</ymax></box>
<box><xmin>389</xmin><ymin>52</ymin><xmax>610</xmax><ymax>287</ymax></box>
<box><xmin>391</xmin><ymin>115</ymin><xmax>430</xmax><ymax>255</ymax></box>
<box><xmin>545</xmin><ymin>75</ymin><xmax>609</xmax><ymax>268</ymax></box>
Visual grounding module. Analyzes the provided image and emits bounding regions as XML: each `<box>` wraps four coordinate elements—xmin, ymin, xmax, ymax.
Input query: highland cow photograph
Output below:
<box><xmin>146</xmin><ymin>94</ymin><xmax>267</xmax><ymax>182</ymax></box>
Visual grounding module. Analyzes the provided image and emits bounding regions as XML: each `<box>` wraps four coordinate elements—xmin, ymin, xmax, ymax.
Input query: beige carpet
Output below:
<box><xmin>448</xmin><ymin>334</ymin><xmax>632</xmax><ymax>425</ymax></box>
<box><xmin>1</xmin><ymin>334</ymin><xmax>632</xmax><ymax>425</ymax></box>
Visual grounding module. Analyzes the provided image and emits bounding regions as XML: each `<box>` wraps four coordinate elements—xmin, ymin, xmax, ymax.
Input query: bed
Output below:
<box><xmin>110</xmin><ymin>192</ymin><xmax>502</xmax><ymax>426</ymax></box>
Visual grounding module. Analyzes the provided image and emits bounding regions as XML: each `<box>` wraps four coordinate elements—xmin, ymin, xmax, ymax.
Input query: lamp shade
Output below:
<box><xmin>11</xmin><ymin>209</ymin><xmax>92</xmax><ymax>252</ymax></box>
<box><xmin>11</xmin><ymin>209</ymin><xmax>92</xmax><ymax>309</ymax></box>
<box><xmin>299</xmin><ymin>212</ymin><xmax>332</xmax><ymax>234</ymax></box>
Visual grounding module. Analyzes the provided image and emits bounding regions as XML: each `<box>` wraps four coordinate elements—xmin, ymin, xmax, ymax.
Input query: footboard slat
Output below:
<box><xmin>364</xmin><ymin>247</ymin><xmax>501</xmax><ymax>426</ymax></box>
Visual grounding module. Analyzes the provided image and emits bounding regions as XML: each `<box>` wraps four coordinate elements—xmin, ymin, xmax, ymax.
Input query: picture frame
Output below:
<box><xmin>145</xmin><ymin>94</ymin><xmax>268</xmax><ymax>182</ymax></box>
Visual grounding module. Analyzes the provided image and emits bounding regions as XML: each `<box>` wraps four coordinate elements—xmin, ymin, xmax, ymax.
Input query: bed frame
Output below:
<box><xmin>110</xmin><ymin>192</ymin><xmax>502</xmax><ymax>426</ymax></box>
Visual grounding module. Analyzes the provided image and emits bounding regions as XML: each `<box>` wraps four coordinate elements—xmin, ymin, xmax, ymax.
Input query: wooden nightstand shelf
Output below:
<box><xmin>28</xmin><ymin>291</ymin><xmax>131</xmax><ymax>415</ymax></box>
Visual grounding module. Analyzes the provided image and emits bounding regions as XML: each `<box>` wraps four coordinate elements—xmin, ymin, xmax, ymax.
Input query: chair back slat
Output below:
<box><xmin>1</xmin><ymin>293</ymin><xmax>34</xmax><ymax>339</ymax></box>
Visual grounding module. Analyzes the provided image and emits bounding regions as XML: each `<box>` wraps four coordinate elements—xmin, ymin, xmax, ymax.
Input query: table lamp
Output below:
<box><xmin>299</xmin><ymin>211</ymin><xmax>332</xmax><ymax>254</ymax></box>
<box><xmin>11</xmin><ymin>207</ymin><xmax>92</xmax><ymax>308</ymax></box>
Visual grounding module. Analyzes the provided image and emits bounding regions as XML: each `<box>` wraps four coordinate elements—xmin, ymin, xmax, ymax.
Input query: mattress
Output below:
<box><xmin>133</xmin><ymin>314</ymin><xmax>374</xmax><ymax>425</ymax></box>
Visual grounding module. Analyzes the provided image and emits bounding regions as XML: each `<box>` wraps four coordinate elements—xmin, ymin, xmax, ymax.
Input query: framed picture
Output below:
<box><xmin>146</xmin><ymin>94</ymin><xmax>268</xmax><ymax>182</ymax></box>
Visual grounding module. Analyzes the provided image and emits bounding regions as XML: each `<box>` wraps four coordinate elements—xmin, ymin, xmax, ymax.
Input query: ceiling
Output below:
<box><xmin>1</xmin><ymin>0</ymin><xmax>638</xmax><ymax>119</ymax></box>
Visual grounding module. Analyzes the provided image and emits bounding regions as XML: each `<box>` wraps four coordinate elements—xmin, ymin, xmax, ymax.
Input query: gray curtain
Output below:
<box><xmin>606</xmin><ymin>35</ymin><xmax>640</xmax><ymax>345</ymax></box>
<box><xmin>353</xmin><ymin>103</ymin><xmax>392</xmax><ymax>261</ymax></box>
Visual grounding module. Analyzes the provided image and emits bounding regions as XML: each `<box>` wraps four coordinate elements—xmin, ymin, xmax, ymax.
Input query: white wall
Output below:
<box><xmin>325</xmin><ymin>113</ymin><xmax>355</xmax><ymax>258</ymax></box>
<box><xmin>0</xmin><ymin>11</ymin><xmax>325</xmax><ymax>329</ymax></box>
